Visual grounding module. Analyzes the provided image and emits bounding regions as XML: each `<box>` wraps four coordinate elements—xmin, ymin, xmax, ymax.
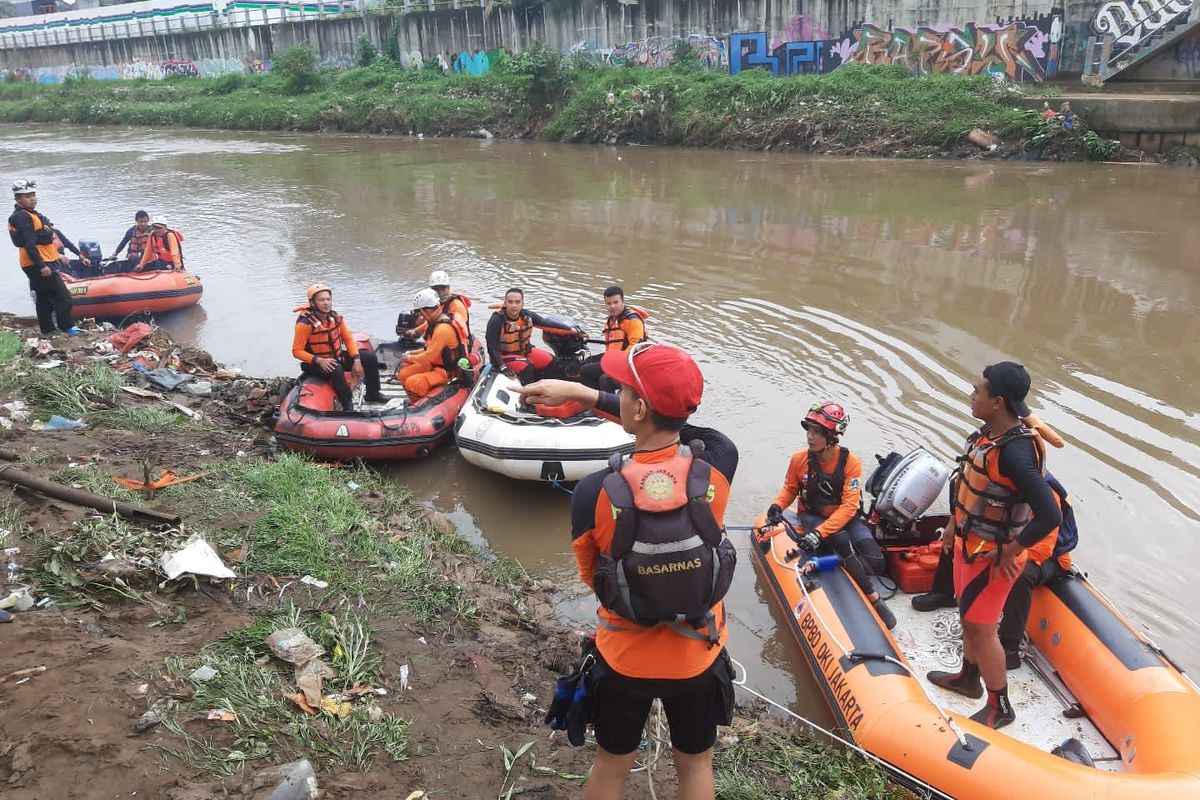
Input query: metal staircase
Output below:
<box><xmin>1082</xmin><ymin>1</ymin><xmax>1198</xmax><ymax>84</ymax></box>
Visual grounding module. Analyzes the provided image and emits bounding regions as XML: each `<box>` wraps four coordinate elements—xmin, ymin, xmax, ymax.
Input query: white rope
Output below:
<box><xmin>729</xmin><ymin>657</ymin><xmax>947</xmax><ymax>799</ymax></box>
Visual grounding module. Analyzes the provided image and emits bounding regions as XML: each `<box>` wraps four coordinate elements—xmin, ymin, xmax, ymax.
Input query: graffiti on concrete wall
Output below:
<box><xmin>1090</xmin><ymin>0</ymin><xmax>1193</xmax><ymax>47</ymax></box>
<box><xmin>453</xmin><ymin>49</ymin><xmax>490</xmax><ymax>75</ymax></box>
<box><xmin>1</xmin><ymin>55</ymin><xmax>263</xmax><ymax>84</ymax></box>
<box><xmin>606</xmin><ymin>34</ymin><xmax>726</xmax><ymax>70</ymax></box>
<box><xmin>848</xmin><ymin>13</ymin><xmax>1063</xmax><ymax>82</ymax></box>
<box><xmin>729</xmin><ymin>31</ymin><xmax>846</xmax><ymax>76</ymax></box>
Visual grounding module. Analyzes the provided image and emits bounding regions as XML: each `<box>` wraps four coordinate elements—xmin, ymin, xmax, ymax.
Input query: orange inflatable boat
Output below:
<box><xmin>751</xmin><ymin>509</ymin><xmax>1200</xmax><ymax>799</ymax></box>
<box><xmin>274</xmin><ymin>337</ymin><xmax>483</xmax><ymax>461</ymax></box>
<box><xmin>62</xmin><ymin>270</ymin><xmax>203</xmax><ymax>321</ymax></box>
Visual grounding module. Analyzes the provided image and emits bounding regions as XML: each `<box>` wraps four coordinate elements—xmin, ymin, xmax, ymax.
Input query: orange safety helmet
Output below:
<box><xmin>803</xmin><ymin>401</ymin><xmax>849</xmax><ymax>436</ymax></box>
<box><xmin>306</xmin><ymin>283</ymin><xmax>332</xmax><ymax>304</ymax></box>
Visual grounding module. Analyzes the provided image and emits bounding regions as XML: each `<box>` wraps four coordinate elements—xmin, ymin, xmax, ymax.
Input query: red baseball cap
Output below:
<box><xmin>600</xmin><ymin>343</ymin><xmax>703</xmax><ymax>419</ymax></box>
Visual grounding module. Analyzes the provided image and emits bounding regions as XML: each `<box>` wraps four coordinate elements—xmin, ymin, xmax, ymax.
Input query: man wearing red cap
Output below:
<box><xmin>518</xmin><ymin>343</ymin><xmax>738</xmax><ymax>800</ymax></box>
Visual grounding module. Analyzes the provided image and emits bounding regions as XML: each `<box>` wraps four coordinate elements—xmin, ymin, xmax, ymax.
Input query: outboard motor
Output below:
<box><xmin>865</xmin><ymin>447</ymin><xmax>950</xmax><ymax>536</ymax></box>
<box><xmin>538</xmin><ymin>313</ymin><xmax>589</xmax><ymax>380</ymax></box>
<box><xmin>78</xmin><ymin>240</ymin><xmax>102</xmax><ymax>265</ymax></box>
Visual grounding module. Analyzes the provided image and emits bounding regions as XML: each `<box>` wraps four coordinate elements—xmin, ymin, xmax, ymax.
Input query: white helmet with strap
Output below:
<box><xmin>12</xmin><ymin>179</ymin><xmax>36</xmax><ymax>195</ymax></box>
<box><xmin>414</xmin><ymin>288</ymin><xmax>441</xmax><ymax>309</ymax></box>
<box><xmin>429</xmin><ymin>269</ymin><xmax>450</xmax><ymax>287</ymax></box>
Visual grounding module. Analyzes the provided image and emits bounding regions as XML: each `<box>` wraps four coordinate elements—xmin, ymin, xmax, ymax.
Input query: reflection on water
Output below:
<box><xmin>2</xmin><ymin>125</ymin><xmax>1197</xmax><ymax>715</ymax></box>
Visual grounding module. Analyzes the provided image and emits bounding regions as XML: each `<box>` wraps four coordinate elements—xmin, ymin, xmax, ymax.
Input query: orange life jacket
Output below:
<box><xmin>129</xmin><ymin>227</ymin><xmax>151</xmax><ymax>259</ymax></box>
<box><xmin>428</xmin><ymin>314</ymin><xmax>467</xmax><ymax>372</ymax></box>
<box><xmin>8</xmin><ymin>208</ymin><xmax>61</xmax><ymax>268</ymax></box>
<box><xmin>494</xmin><ymin>310</ymin><xmax>534</xmax><ymax>356</ymax></box>
<box><xmin>148</xmin><ymin>229</ymin><xmax>184</xmax><ymax>267</ymax></box>
<box><xmin>950</xmin><ymin>425</ymin><xmax>1046</xmax><ymax>546</ymax></box>
<box><xmin>603</xmin><ymin>305</ymin><xmax>649</xmax><ymax>351</ymax></box>
<box><xmin>297</xmin><ymin>309</ymin><xmax>347</xmax><ymax>359</ymax></box>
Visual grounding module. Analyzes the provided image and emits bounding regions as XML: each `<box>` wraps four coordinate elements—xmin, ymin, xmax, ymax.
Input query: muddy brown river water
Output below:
<box><xmin>3</xmin><ymin>124</ymin><xmax>1198</xmax><ymax>720</ymax></box>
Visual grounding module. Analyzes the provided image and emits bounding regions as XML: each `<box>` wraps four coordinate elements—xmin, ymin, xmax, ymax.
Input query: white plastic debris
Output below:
<box><xmin>159</xmin><ymin>535</ymin><xmax>237</xmax><ymax>581</ymax></box>
<box><xmin>189</xmin><ymin>665</ymin><xmax>219</xmax><ymax>682</ymax></box>
<box><xmin>399</xmin><ymin>664</ymin><xmax>410</xmax><ymax>691</ymax></box>
<box><xmin>299</xmin><ymin>575</ymin><xmax>329</xmax><ymax>590</ymax></box>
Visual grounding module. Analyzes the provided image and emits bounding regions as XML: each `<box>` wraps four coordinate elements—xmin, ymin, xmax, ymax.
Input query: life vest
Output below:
<box><xmin>603</xmin><ymin>305</ymin><xmax>649</xmax><ymax>351</ymax></box>
<box><xmin>428</xmin><ymin>314</ymin><xmax>467</xmax><ymax>373</ymax></box>
<box><xmin>297</xmin><ymin>309</ymin><xmax>347</xmax><ymax>360</ymax></box>
<box><xmin>147</xmin><ymin>229</ymin><xmax>184</xmax><ymax>267</ymax></box>
<box><xmin>494</xmin><ymin>310</ymin><xmax>534</xmax><ymax>356</ymax></box>
<box><xmin>8</xmin><ymin>208</ymin><xmax>60</xmax><ymax>267</ymax></box>
<box><xmin>950</xmin><ymin>425</ymin><xmax>1046</xmax><ymax>546</ymax></box>
<box><xmin>441</xmin><ymin>293</ymin><xmax>471</xmax><ymax>328</ymax></box>
<box><xmin>592</xmin><ymin>442</ymin><xmax>736</xmax><ymax>645</ymax></box>
<box><xmin>804</xmin><ymin>447</ymin><xmax>849</xmax><ymax>517</ymax></box>
<box><xmin>128</xmin><ymin>226</ymin><xmax>151</xmax><ymax>259</ymax></box>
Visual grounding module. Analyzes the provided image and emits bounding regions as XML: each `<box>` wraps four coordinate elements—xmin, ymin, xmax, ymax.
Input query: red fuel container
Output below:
<box><xmin>888</xmin><ymin>543</ymin><xmax>942</xmax><ymax>593</ymax></box>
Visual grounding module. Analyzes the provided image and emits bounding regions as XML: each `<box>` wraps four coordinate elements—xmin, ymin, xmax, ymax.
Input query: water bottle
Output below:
<box><xmin>807</xmin><ymin>554</ymin><xmax>841</xmax><ymax>572</ymax></box>
<box><xmin>5</xmin><ymin>562</ymin><xmax>17</xmax><ymax>582</ymax></box>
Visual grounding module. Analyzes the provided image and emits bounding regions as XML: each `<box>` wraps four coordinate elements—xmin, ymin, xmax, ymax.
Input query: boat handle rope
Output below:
<box><xmin>771</xmin><ymin>532</ymin><xmax>975</xmax><ymax>752</ymax></box>
<box><xmin>729</xmin><ymin>656</ymin><xmax>949</xmax><ymax>799</ymax></box>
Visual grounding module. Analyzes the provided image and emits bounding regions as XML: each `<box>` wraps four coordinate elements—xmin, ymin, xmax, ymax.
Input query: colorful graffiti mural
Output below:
<box><xmin>1091</xmin><ymin>0</ymin><xmax>1193</xmax><ymax>47</ymax></box>
<box><xmin>1</xmin><ymin>56</ymin><xmax>263</xmax><ymax>84</ymax></box>
<box><xmin>848</xmin><ymin>14</ymin><xmax>1063</xmax><ymax>82</ymax></box>
<box><xmin>453</xmin><ymin>48</ymin><xmax>490</xmax><ymax>75</ymax></box>
<box><xmin>606</xmin><ymin>34</ymin><xmax>726</xmax><ymax>70</ymax></box>
<box><xmin>729</xmin><ymin>31</ymin><xmax>845</xmax><ymax>76</ymax></box>
<box><xmin>731</xmin><ymin>11</ymin><xmax>1061</xmax><ymax>82</ymax></box>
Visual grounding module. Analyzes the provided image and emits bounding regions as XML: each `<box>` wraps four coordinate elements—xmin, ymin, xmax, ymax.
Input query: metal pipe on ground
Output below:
<box><xmin>0</xmin><ymin>463</ymin><xmax>181</xmax><ymax>525</ymax></box>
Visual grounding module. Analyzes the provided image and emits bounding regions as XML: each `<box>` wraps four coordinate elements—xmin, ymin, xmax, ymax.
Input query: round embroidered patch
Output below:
<box><xmin>640</xmin><ymin>470</ymin><xmax>676</xmax><ymax>501</ymax></box>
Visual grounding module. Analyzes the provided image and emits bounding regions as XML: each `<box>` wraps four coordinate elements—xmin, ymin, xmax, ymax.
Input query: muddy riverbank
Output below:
<box><xmin>0</xmin><ymin>313</ymin><xmax>904</xmax><ymax>799</ymax></box>
<box><xmin>0</xmin><ymin>55</ymin><xmax>1144</xmax><ymax>162</ymax></box>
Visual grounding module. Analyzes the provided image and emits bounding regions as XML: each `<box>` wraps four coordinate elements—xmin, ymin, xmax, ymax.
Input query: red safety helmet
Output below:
<box><xmin>803</xmin><ymin>401</ymin><xmax>848</xmax><ymax>436</ymax></box>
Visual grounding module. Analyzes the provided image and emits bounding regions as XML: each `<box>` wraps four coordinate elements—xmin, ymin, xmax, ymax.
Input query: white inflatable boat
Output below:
<box><xmin>454</xmin><ymin>369</ymin><xmax>634</xmax><ymax>482</ymax></box>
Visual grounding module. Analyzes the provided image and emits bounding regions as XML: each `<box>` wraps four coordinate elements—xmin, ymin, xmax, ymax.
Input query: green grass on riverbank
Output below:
<box><xmin>0</xmin><ymin>46</ymin><xmax>1110</xmax><ymax>158</ymax></box>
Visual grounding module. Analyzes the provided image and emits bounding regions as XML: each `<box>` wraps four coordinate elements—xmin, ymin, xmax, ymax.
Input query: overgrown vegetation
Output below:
<box><xmin>714</xmin><ymin>724</ymin><xmax>910</xmax><ymax>799</ymax></box>
<box><xmin>21</xmin><ymin>361</ymin><xmax>123</xmax><ymax>418</ymax></box>
<box><xmin>0</xmin><ymin>57</ymin><xmax>1097</xmax><ymax>158</ymax></box>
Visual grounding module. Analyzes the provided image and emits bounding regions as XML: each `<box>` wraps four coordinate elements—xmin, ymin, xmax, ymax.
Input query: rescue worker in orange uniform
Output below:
<box><xmin>136</xmin><ymin>215</ymin><xmax>183</xmax><ymax>272</ymax></box>
<box><xmin>765</xmin><ymin>401</ymin><xmax>896</xmax><ymax>630</ymax></box>
<box><xmin>580</xmin><ymin>286</ymin><xmax>649</xmax><ymax>390</ymax></box>
<box><xmin>292</xmin><ymin>283</ymin><xmax>385</xmax><ymax>409</ymax></box>
<box><xmin>515</xmin><ymin>343</ymin><xmax>737</xmax><ymax>800</ymax></box>
<box><xmin>110</xmin><ymin>210</ymin><xmax>152</xmax><ymax>273</ymax></box>
<box><xmin>395</xmin><ymin>288</ymin><xmax>467</xmax><ymax>401</ymax></box>
<box><xmin>913</xmin><ymin>473</ymin><xmax>1075</xmax><ymax>670</ymax></box>
<box><xmin>406</xmin><ymin>269</ymin><xmax>471</xmax><ymax>339</ymax></box>
<box><xmin>926</xmin><ymin>362</ymin><xmax>1062</xmax><ymax>729</ymax></box>
<box><xmin>485</xmin><ymin>287</ymin><xmax>554</xmax><ymax>383</ymax></box>
<box><xmin>7</xmin><ymin>179</ymin><xmax>78</xmax><ymax>336</ymax></box>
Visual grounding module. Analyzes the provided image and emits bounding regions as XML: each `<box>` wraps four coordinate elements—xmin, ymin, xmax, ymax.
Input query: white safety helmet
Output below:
<box><xmin>151</xmin><ymin>214</ymin><xmax>169</xmax><ymax>227</ymax></box>
<box><xmin>414</xmin><ymin>288</ymin><xmax>441</xmax><ymax>309</ymax></box>
<box><xmin>429</xmin><ymin>270</ymin><xmax>451</xmax><ymax>288</ymax></box>
<box><xmin>11</xmin><ymin>179</ymin><xmax>36</xmax><ymax>195</ymax></box>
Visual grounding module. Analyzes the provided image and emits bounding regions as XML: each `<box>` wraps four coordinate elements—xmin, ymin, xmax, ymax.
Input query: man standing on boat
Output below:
<box><xmin>765</xmin><ymin>401</ymin><xmax>896</xmax><ymax>629</ymax></box>
<box><xmin>7</xmin><ymin>179</ymin><xmax>78</xmax><ymax>336</ymax></box>
<box><xmin>516</xmin><ymin>343</ymin><xmax>737</xmax><ymax>800</ymax></box>
<box><xmin>927</xmin><ymin>362</ymin><xmax>1062</xmax><ymax>729</ymax></box>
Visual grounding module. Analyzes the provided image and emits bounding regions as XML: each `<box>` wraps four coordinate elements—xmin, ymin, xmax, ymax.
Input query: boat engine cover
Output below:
<box><xmin>868</xmin><ymin>447</ymin><xmax>949</xmax><ymax>527</ymax></box>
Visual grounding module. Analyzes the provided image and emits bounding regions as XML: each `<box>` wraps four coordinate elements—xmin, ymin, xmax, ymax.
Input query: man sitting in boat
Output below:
<box><xmin>292</xmin><ymin>283</ymin><xmax>386</xmax><ymax>410</ymax></box>
<box><xmin>395</xmin><ymin>288</ymin><xmax>468</xmax><ymax>402</ymax></box>
<box><xmin>765</xmin><ymin>401</ymin><xmax>897</xmax><ymax>630</ymax></box>
<box><xmin>108</xmin><ymin>210</ymin><xmax>151</xmax><ymax>273</ymax></box>
<box><xmin>405</xmin><ymin>269</ymin><xmax>471</xmax><ymax>340</ymax></box>
<box><xmin>136</xmin><ymin>215</ymin><xmax>183</xmax><ymax>272</ymax></box>
<box><xmin>580</xmin><ymin>285</ymin><xmax>649</xmax><ymax>390</ymax></box>
<box><xmin>913</xmin><ymin>468</ymin><xmax>1075</xmax><ymax>671</ymax></box>
<box><xmin>486</xmin><ymin>287</ymin><xmax>555</xmax><ymax>383</ymax></box>
<box><xmin>926</xmin><ymin>362</ymin><xmax>1062</xmax><ymax>729</ymax></box>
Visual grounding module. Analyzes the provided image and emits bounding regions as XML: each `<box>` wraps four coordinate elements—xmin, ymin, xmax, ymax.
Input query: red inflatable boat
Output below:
<box><xmin>274</xmin><ymin>337</ymin><xmax>483</xmax><ymax>461</ymax></box>
<box><xmin>62</xmin><ymin>270</ymin><xmax>204</xmax><ymax>321</ymax></box>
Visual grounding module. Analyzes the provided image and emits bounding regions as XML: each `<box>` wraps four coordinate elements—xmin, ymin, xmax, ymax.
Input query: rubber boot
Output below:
<box><xmin>912</xmin><ymin>592</ymin><xmax>956</xmax><ymax>612</ymax></box>
<box><xmin>970</xmin><ymin>686</ymin><xmax>1016</xmax><ymax>729</ymax></box>
<box><xmin>927</xmin><ymin>660</ymin><xmax>984</xmax><ymax>699</ymax></box>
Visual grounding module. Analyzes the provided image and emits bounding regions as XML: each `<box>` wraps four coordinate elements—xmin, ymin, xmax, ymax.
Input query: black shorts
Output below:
<box><xmin>592</xmin><ymin>648</ymin><xmax>735</xmax><ymax>756</ymax></box>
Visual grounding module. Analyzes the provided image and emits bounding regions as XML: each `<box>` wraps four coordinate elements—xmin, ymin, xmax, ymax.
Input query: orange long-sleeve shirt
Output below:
<box><xmin>139</xmin><ymin>231</ymin><xmax>182</xmax><ymax>270</ymax></box>
<box><xmin>411</xmin><ymin>297</ymin><xmax>469</xmax><ymax>339</ymax></box>
<box><xmin>772</xmin><ymin>449</ymin><xmax>864</xmax><ymax>538</ymax></box>
<box><xmin>291</xmin><ymin>313</ymin><xmax>359</xmax><ymax>364</ymax></box>
<box><xmin>406</xmin><ymin>318</ymin><xmax>459</xmax><ymax>370</ymax></box>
